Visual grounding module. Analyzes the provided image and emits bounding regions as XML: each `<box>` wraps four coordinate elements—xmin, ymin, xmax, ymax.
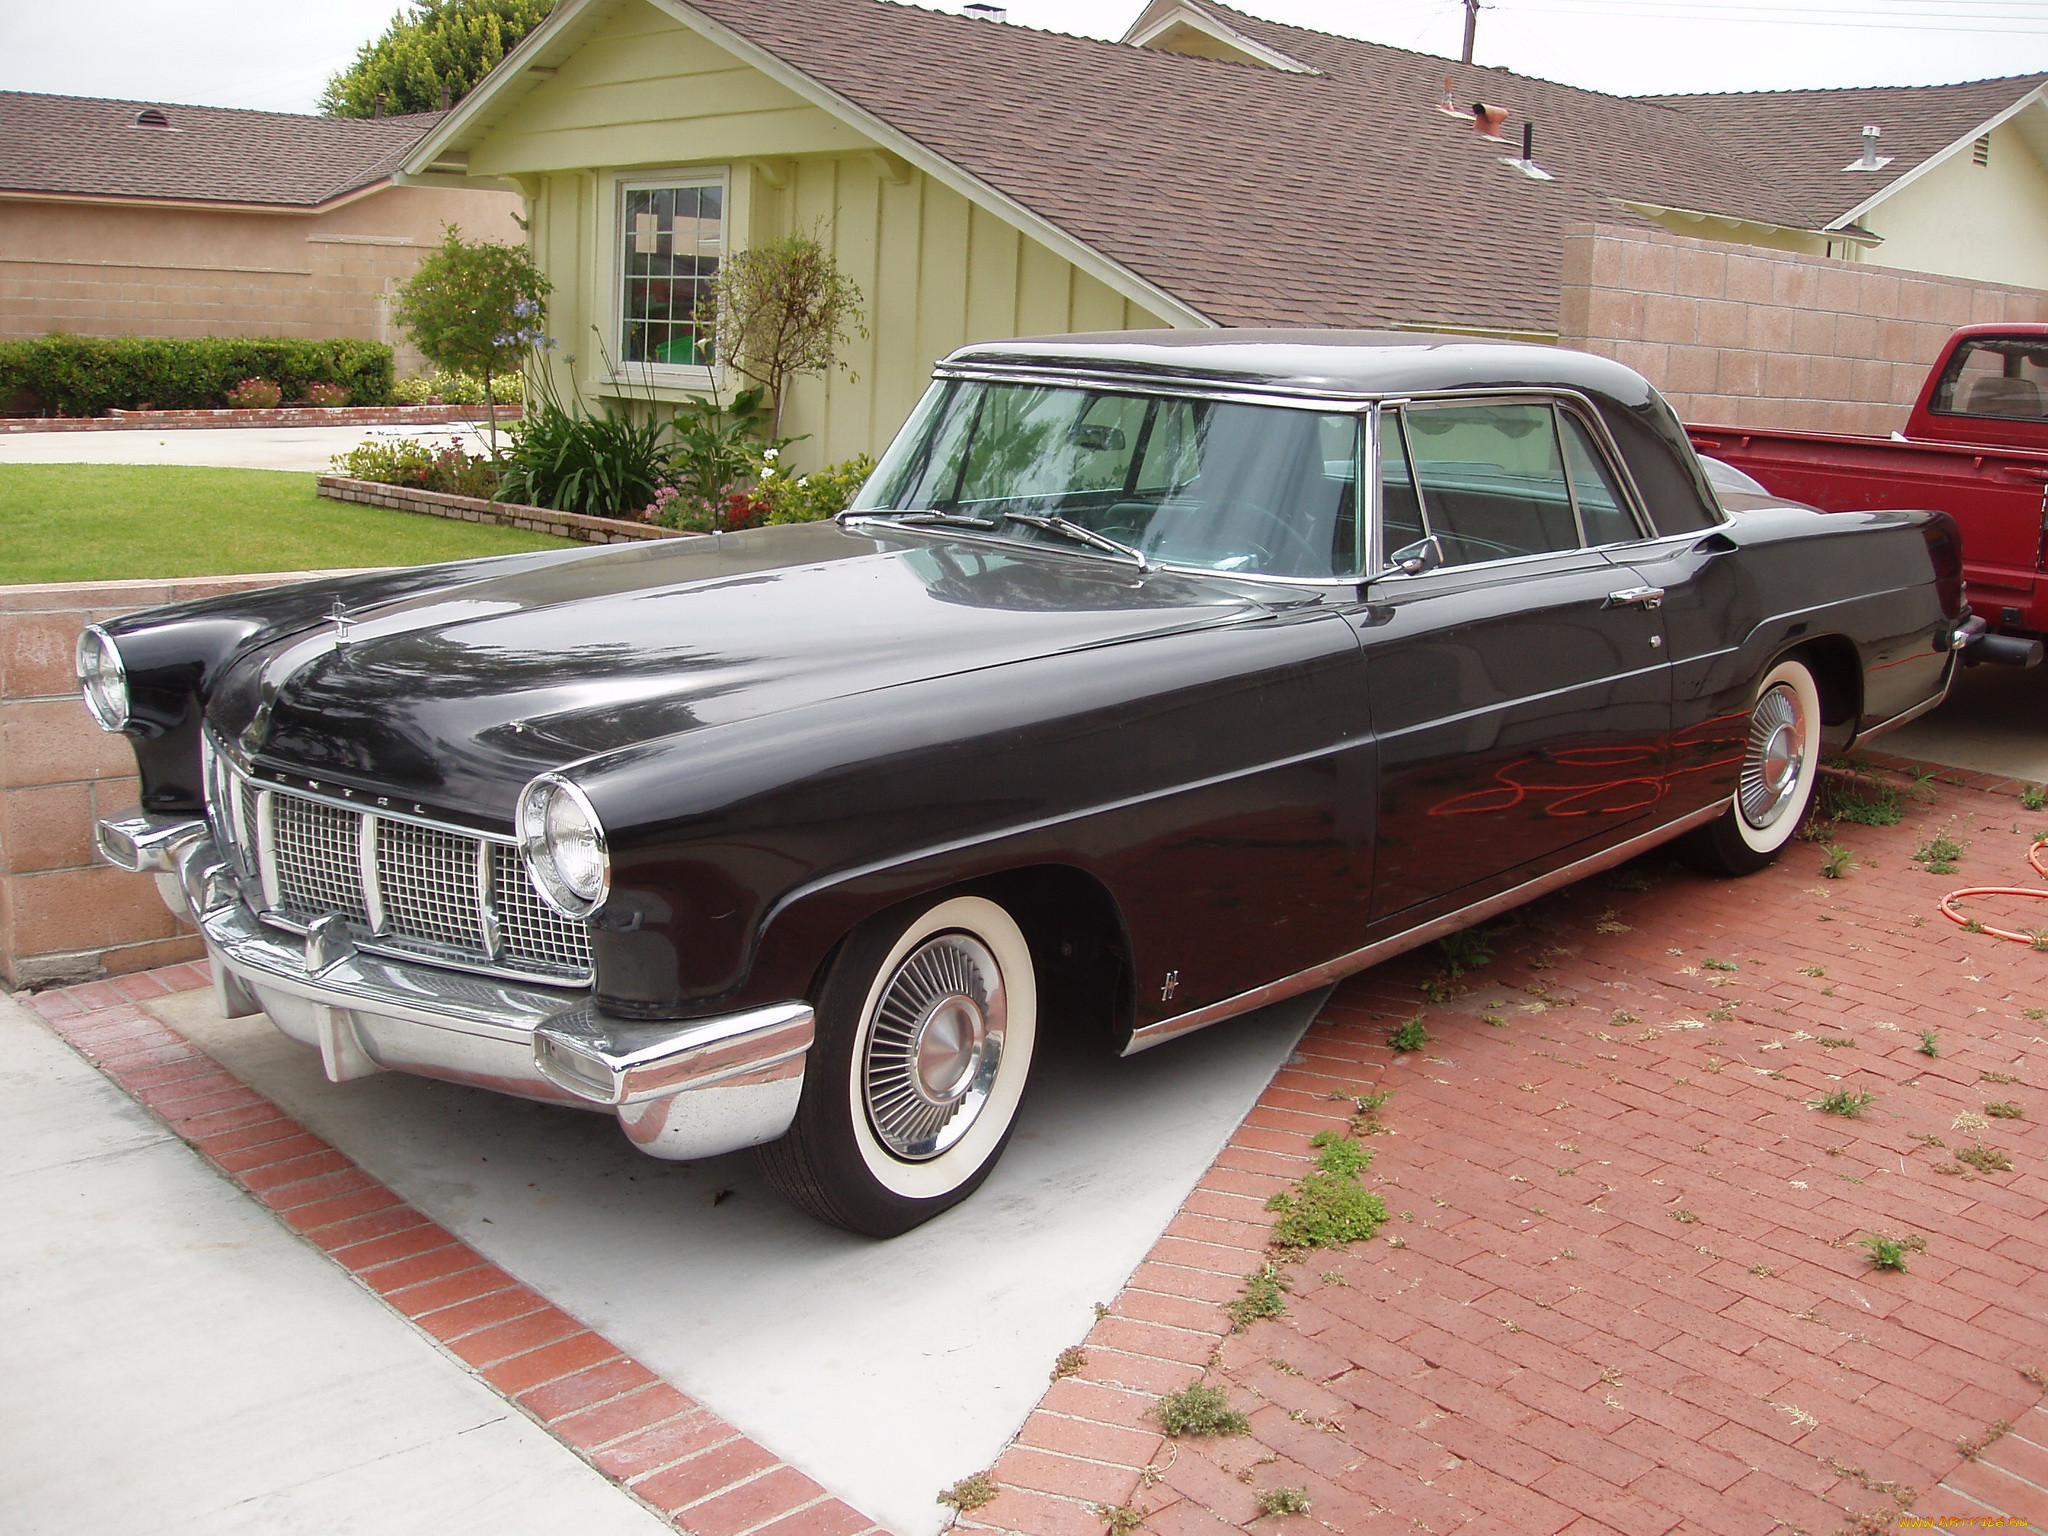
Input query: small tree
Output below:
<box><xmin>322</xmin><ymin>0</ymin><xmax>552</xmax><ymax>118</ymax></box>
<box><xmin>710</xmin><ymin>233</ymin><xmax>867</xmax><ymax>437</ymax></box>
<box><xmin>390</xmin><ymin>228</ymin><xmax>551</xmax><ymax>449</ymax></box>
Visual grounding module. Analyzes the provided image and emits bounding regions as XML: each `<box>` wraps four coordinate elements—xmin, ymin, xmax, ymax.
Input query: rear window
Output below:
<box><xmin>1932</xmin><ymin>338</ymin><xmax>2048</xmax><ymax>420</ymax></box>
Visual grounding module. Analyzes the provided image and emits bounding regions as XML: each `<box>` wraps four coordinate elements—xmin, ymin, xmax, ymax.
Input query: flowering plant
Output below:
<box><xmin>226</xmin><ymin>377</ymin><xmax>283</xmax><ymax>409</ymax></box>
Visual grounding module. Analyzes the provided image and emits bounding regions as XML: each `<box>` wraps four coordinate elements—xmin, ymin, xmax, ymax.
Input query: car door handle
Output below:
<box><xmin>1604</xmin><ymin>586</ymin><xmax>1665</xmax><ymax>610</ymax></box>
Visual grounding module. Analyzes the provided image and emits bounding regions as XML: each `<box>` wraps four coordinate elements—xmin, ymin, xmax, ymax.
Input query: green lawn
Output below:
<box><xmin>0</xmin><ymin>465</ymin><xmax>577</xmax><ymax>585</ymax></box>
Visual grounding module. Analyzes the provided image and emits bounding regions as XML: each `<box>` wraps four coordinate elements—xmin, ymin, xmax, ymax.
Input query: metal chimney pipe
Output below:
<box><xmin>1860</xmin><ymin>125</ymin><xmax>1882</xmax><ymax>170</ymax></box>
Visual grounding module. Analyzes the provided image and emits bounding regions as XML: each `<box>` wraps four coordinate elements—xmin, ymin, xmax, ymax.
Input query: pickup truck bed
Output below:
<box><xmin>1686</xmin><ymin>422</ymin><xmax>2048</xmax><ymax>633</ymax></box>
<box><xmin>1685</xmin><ymin>324</ymin><xmax>2048</xmax><ymax>638</ymax></box>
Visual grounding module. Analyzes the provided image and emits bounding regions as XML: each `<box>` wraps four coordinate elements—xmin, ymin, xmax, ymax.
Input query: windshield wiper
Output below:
<box><xmin>1002</xmin><ymin>512</ymin><xmax>1150</xmax><ymax>572</ymax></box>
<box><xmin>842</xmin><ymin>508</ymin><xmax>998</xmax><ymax>530</ymax></box>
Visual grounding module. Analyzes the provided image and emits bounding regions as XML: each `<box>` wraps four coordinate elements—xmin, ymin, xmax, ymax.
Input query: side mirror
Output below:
<box><xmin>1364</xmin><ymin>536</ymin><xmax>1443</xmax><ymax>585</ymax></box>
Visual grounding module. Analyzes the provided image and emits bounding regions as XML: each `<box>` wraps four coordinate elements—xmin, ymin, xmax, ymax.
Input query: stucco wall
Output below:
<box><xmin>485</xmin><ymin>0</ymin><xmax>1177</xmax><ymax>473</ymax></box>
<box><xmin>1862</xmin><ymin>116</ymin><xmax>2048</xmax><ymax>291</ymax></box>
<box><xmin>1559</xmin><ymin>222</ymin><xmax>2048</xmax><ymax>436</ymax></box>
<box><xmin>0</xmin><ymin>571</ymin><xmax>364</xmax><ymax>988</ymax></box>
<box><xmin>0</xmin><ymin>183</ymin><xmax>524</xmax><ymax>380</ymax></box>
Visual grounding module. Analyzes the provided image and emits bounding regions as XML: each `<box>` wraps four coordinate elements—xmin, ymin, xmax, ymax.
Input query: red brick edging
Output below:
<box><xmin>318</xmin><ymin>475</ymin><xmax>684</xmax><ymax>546</ymax></box>
<box><xmin>2</xmin><ymin>404</ymin><xmax>523</xmax><ymax>434</ymax></box>
<box><xmin>25</xmin><ymin>966</ymin><xmax>881</xmax><ymax>1536</ymax></box>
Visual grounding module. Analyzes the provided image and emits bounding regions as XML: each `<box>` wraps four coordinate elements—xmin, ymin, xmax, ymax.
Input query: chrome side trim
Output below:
<box><xmin>1122</xmin><ymin>799</ymin><xmax>1728</xmax><ymax>1056</ymax></box>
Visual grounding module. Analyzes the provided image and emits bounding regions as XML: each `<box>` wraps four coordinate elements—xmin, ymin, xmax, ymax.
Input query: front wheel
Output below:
<box><xmin>1678</xmin><ymin>655</ymin><xmax>1823</xmax><ymax>878</ymax></box>
<box><xmin>757</xmin><ymin>894</ymin><xmax>1038</xmax><ymax>1237</ymax></box>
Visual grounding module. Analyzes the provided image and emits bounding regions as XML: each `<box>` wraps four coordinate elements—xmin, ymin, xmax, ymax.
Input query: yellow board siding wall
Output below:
<box><xmin>470</xmin><ymin>0</ymin><xmax>1175</xmax><ymax>471</ymax></box>
<box><xmin>1861</xmin><ymin>117</ymin><xmax>2048</xmax><ymax>290</ymax></box>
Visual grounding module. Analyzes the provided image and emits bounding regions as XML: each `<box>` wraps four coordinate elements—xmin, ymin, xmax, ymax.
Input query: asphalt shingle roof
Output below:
<box><xmin>676</xmin><ymin>0</ymin><xmax>2044</xmax><ymax>334</ymax></box>
<box><xmin>0</xmin><ymin>91</ymin><xmax>445</xmax><ymax>208</ymax></box>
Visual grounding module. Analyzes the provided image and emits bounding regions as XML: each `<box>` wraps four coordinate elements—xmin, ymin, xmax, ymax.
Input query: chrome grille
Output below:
<box><xmin>271</xmin><ymin>797</ymin><xmax>370</xmax><ymax>924</ymax></box>
<box><xmin>202</xmin><ymin>741</ymin><xmax>591</xmax><ymax>985</ymax></box>
<box><xmin>492</xmin><ymin>845</ymin><xmax>594</xmax><ymax>972</ymax></box>
<box><xmin>377</xmin><ymin>820</ymin><xmax>487</xmax><ymax>952</ymax></box>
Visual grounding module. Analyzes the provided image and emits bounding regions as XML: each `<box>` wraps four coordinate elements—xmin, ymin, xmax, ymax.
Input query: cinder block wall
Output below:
<box><xmin>1560</xmin><ymin>223</ymin><xmax>2048</xmax><ymax>436</ymax></box>
<box><xmin>0</xmin><ymin>571</ymin><xmax>363</xmax><ymax>988</ymax></box>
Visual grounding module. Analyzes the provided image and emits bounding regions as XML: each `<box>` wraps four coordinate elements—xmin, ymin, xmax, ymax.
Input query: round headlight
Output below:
<box><xmin>516</xmin><ymin>774</ymin><xmax>609</xmax><ymax>917</ymax></box>
<box><xmin>76</xmin><ymin>625</ymin><xmax>130</xmax><ymax>732</ymax></box>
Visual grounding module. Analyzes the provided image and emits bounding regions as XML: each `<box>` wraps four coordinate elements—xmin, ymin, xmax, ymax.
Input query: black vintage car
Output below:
<box><xmin>85</xmin><ymin>332</ymin><xmax>1997</xmax><ymax>1236</ymax></box>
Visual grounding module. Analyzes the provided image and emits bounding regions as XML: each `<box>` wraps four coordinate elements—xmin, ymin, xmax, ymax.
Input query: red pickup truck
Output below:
<box><xmin>1688</xmin><ymin>323</ymin><xmax>2048</xmax><ymax>646</ymax></box>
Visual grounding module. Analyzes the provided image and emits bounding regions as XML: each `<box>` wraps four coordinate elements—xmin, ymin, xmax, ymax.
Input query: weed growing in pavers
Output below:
<box><xmin>1387</xmin><ymin>1017</ymin><xmax>1430</xmax><ymax>1053</ymax></box>
<box><xmin>1153</xmin><ymin>1383</ymin><xmax>1251</xmax><ymax>1437</ymax></box>
<box><xmin>1051</xmin><ymin>1346</ymin><xmax>1087</xmax><ymax>1380</ymax></box>
<box><xmin>1670</xmin><ymin>1207</ymin><xmax>1699</xmax><ymax>1224</ymax></box>
<box><xmin>1347</xmin><ymin>1088</ymin><xmax>1394</xmax><ymax>1135</ymax></box>
<box><xmin>1257</xmin><ymin>1487</ymin><xmax>1313</xmax><ymax>1518</ymax></box>
<box><xmin>1987</xmin><ymin>1101</ymin><xmax>2025</xmax><ymax>1119</ymax></box>
<box><xmin>1914</xmin><ymin>823</ymin><xmax>1966</xmax><ymax>874</ymax></box>
<box><xmin>937</xmin><ymin>1471</ymin><xmax>999</xmax><ymax>1512</ymax></box>
<box><xmin>1857</xmin><ymin>1231</ymin><xmax>1927</xmax><ymax>1271</ymax></box>
<box><xmin>1983</xmin><ymin>1070</ymin><xmax>2019</xmax><ymax>1084</ymax></box>
<box><xmin>2024</xmin><ymin>785</ymin><xmax>2047</xmax><ymax>812</ymax></box>
<box><xmin>1800</xmin><ymin>965</ymin><xmax>1826</xmax><ymax>978</ymax></box>
<box><xmin>1919</xmin><ymin>1031</ymin><xmax>1942</xmax><ymax>1057</ymax></box>
<box><xmin>1957</xmin><ymin>1420</ymin><xmax>2013</xmax><ymax>1461</ymax></box>
<box><xmin>2026</xmin><ymin>1009</ymin><xmax>2048</xmax><ymax>1022</ymax></box>
<box><xmin>1419</xmin><ymin>974</ymin><xmax>1461</xmax><ymax>1004</ymax></box>
<box><xmin>1819</xmin><ymin>1036</ymin><xmax>1857</xmax><ymax>1049</ymax></box>
<box><xmin>1703</xmin><ymin>958</ymin><xmax>1739</xmax><ymax>971</ymax></box>
<box><xmin>1811</xmin><ymin>1087</ymin><xmax>1875</xmax><ymax>1117</ymax></box>
<box><xmin>1267</xmin><ymin>1131</ymin><xmax>1388</xmax><ymax>1250</ymax></box>
<box><xmin>1226</xmin><ymin>1262</ymin><xmax>1291</xmax><ymax>1331</ymax></box>
<box><xmin>1821</xmin><ymin>845</ymin><xmax>1854</xmax><ymax>879</ymax></box>
<box><xmin>1822</xmin><ymin>778</ymin><xmax>1906</xmax><ymax>826</ymax></box>
<box><xmin>1481</xmin><ymin>1010</ymin><xmax>1508</xmax><ymax>1026</ymax></box>
<box><xmin>1435</xmin><ymin>928</ymin><xmax>1494</xmax><ymax>976</ymax></box>
<box><xmin>1095</xmin><ymin>1502</ymin><xmax>1145</xmax><ymax>1534</ymax></box>
<box><xmin>1611</xmin><ymin>1010</ymin><xmax>1641</xmax><ymax>1025</ymax></box>
<box><xmin>1957</xmin><ymin>1144</ymin><xmax>2014</xmax><ymax>1173</ymax></box>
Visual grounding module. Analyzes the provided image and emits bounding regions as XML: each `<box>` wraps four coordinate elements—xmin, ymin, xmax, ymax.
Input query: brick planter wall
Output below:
<box><xmin>317</xmin><ymin>476</ymin><xmax>685</xmax><ymax>545</ymax></box>
<box><xmin>3</xmin><ymin>404</ymin><xmax>523</xmax><ymax>434</ymax></box>
<box><xmin>0</xmin><ymin>570</ymin><xmax>373</xmax><ymax>988</ymax></box>
<box><xmin>1560</xmin><ymin>223</ymin><xmax>2048</xmax><ymax>437</ymax></box>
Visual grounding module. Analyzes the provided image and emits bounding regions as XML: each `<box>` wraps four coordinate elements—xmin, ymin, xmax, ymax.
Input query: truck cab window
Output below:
<box><xmin>1934</xmin><ymin>339</ymin><xmax>2048</xmax><ymax>420</ymax></box>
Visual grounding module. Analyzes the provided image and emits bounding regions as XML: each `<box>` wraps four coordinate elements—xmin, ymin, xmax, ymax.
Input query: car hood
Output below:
<box><xmin>211</xmin><ymin>521</ymin><xmax>1287</xmax><ymax>824</ymax></box>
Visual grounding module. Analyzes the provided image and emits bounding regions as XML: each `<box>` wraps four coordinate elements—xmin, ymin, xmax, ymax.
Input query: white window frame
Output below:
<box><xmin>607</xmin><ymin>167</ymin><xmax>729</xmax><ymax>392</ymax></box>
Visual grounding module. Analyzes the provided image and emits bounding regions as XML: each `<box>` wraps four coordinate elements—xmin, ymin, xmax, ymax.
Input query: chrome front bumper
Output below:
<box><xmin>106</xmin><ymin>814</ymin><xmax>812</xmax><ymax>1162</ymax></box>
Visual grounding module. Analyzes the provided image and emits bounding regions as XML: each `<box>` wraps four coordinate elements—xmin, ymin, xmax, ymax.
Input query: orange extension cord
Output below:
<box><xmin>1939</xmin><ymin>838</ymin><xmax>2048</xmax><ymax>943</ymax></box>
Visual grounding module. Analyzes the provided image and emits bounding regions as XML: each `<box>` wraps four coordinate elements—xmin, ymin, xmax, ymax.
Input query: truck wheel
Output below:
<box><xmin>1678</xmin><ymin>656</ymin><xmax>1823</xmax><ymax>878</ymax></box>
<box><xmin>758</xmin><ymin>894</ymin><xmax>1037</xmax><ymax>1237</ymax></box>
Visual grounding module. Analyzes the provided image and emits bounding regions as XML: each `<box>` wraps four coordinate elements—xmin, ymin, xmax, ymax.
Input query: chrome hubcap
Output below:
<box><xmin>1738</xmin><ymin>683</ymin><xmax>1807</xmax><ymax>828</ymax></box>
<box><xmin>863</xmin><ymin>933</ymin><xmax>1006</xmax><ymax>1161</ymax></box>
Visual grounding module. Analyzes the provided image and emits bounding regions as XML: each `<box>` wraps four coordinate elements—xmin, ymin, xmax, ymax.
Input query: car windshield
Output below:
<box><xmin>853</xmin><ymin>380</ymin><xmax>1364</xmax><ymax>578</ymax></box>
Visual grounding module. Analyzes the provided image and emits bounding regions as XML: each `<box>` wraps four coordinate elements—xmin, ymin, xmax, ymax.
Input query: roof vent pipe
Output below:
<box><xmin>1843</xmin><ymin>123</ymin><xmax>1893</xmax><ymax>172</ymax></box>
<box><xmin>963</xmin><ymin>3</ymin><xmax>1007</xmax><ymax>19</ymax></box>
<box><xmin>1502</xmin><ymin>120</ymin><xmax>1555</xmax><ymax>180</ymax></box>
<box><xmin>1438</xmin><ymin>76</ymin><xmax>1463</xmax><ymax>116</ymax></box>
<box><xmin>1472</xmin><ymin>102</ymin><xmax>1508</xmax><ymax>139</ymax></box>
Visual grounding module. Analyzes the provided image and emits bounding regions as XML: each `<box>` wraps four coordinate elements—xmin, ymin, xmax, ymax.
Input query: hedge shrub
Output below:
<box><xmin>0</xmin><ymin>335</ymin><xmax>396</xmax><ymax>417</ymax></box>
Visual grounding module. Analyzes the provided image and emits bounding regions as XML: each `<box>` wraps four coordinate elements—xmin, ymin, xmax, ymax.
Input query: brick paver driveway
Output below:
<box><xmin>971</xmin><ymin>766</ymin><xmax>2048</xmax><ymax>1536</ymax></box>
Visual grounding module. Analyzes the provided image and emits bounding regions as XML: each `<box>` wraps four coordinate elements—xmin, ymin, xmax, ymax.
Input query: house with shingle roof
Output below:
<box><xmin>0</xmin><ymin>92</ymin><xmax>522</xmax><ymax>376</ymax></box>
<box><xmin>399</xmin><ymin>0</ymin><xmax>2048</xmax><ymax>465</ymax></box>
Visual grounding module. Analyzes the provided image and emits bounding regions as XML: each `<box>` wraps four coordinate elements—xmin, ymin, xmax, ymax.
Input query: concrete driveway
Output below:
<box><xmin>0</xmin><ymin>421</ymin><xmax>505</xmax><ymax>473</ymax></box>
<box><xmin>1886</xmin><ymin>659</ymin><xmax>2048</xmax><ymax>782</ymax></box>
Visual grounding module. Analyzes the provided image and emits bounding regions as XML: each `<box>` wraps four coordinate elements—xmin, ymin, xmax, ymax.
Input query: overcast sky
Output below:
<box><xmin>2</xmin><ymin>0</ymin><xmax>2044</xmax><ymax>113</ymax></box>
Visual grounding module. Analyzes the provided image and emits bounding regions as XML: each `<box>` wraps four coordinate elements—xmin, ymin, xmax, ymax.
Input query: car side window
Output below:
<box><xmin>1558</xmin><ymin>411</ymin><xmax>1643</xmax><ymax>546</ymax></box>
<box><xmin>1378</xmin><ymin>413</ymin><xmax>1426</xmax><ymax>553</ymax></box>
<box><xmin>1400</xmin><ymin>402</ymin><xmax>1579</xmax><ymax>566</ymax></box>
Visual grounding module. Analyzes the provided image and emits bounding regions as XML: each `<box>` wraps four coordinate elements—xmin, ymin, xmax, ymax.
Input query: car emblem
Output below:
<box><xmin>331</xmin><ymin>597</ymin><xmax>353</xmax><ymax>648</ymax></box>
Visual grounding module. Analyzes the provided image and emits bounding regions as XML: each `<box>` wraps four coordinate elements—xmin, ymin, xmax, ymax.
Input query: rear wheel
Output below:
<box><xmin>758</xmin><ymin>894</ymin><xmax>1037</xmax><ymax>1237</ymax></box>
<box><xmin>1678</xmin><ymin>656</ymin><xmax>1823</xmax><ymax>878</ymax></box>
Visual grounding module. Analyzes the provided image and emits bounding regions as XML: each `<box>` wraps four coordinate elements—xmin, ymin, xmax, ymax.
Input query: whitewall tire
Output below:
<box><xmin>1679</xmin><ymin>655</ymin><xmax>1823</xmax><ymax>877</ymax></box>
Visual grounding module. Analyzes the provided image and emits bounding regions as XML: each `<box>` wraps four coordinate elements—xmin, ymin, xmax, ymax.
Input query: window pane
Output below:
<box><xmin>620</xmin><ymin>182</ymin><xmax>722</xmax><ymax>367</ymax></box>
<box><xmin>1378</xmin><ymin>413</ymin><xmax>1425</xmax><ymax>552</ymax></box>
<box><xmin>1934</xmin><ymin>338</ymin><xmax>2048</xmax><ymax>419</ymax></box>
<box><xmin>858</xmin><ymin>382</ymin><xmax>1362</xmax><ymax>577</ymax></box>
<box><xmin>1403</xmin><ymin>402</ymin><xmax>1578</xmax><ymax>565</ymax></box>
<box><xmin>1559</xmin><ymin>413</ymin><xmax>1640</xmax><ymax>546</ymax></box>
